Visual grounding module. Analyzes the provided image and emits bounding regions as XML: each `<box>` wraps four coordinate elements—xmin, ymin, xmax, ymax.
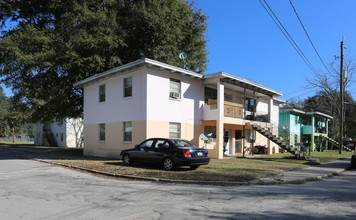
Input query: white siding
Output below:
<box><xmin>83</xmin><ymin>67</ymin><xmax>147</xmax><ymax>125</ymax></box>
<box><xmin>146</xmin><ymin>69</ymin><xmax>204</xmax><ymax>125</ymax></box>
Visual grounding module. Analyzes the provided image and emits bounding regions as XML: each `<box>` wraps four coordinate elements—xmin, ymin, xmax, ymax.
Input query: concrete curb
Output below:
<box><xmin>29</xmin><ymin>157</ymin><xmax>351</xmax><ymax>187</ymax></box>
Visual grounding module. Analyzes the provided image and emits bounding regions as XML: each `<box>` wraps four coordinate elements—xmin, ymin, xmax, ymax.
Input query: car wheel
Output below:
<box><xmin>122</xmin><ymin>154</ymin><xmax>132</xmax><ymax>166</ymax></box>
<box><xmin>162</xmin><ymin>158</ymin><xmax>174</xmax><ymax>171</ymax></box>
<box><xmin>190</xmin><ymin>165</ymin><xmax>199</xmax><ymax>170</ymax></box>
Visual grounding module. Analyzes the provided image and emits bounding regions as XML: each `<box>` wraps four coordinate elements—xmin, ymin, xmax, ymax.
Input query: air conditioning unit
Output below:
<box><xmin>170</xmin><ymin>92</ymin><xmax>180</xmax><ymax>99</ymax></box>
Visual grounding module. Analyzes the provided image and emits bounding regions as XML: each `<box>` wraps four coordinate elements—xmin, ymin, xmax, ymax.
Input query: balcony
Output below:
<box><xmin>203</xmin><ymin>100</ymin><xmax>243</xmax><ymax>120</ymax></box>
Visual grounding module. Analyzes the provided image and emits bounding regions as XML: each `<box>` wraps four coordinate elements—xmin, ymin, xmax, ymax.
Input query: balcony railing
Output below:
<box><xmin>206</xmin><ymin>100</ymin><xmax>243</xmax><ymax>119</ymax></box>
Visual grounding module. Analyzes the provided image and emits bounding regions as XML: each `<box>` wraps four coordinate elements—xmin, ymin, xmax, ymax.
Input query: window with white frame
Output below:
<box><xmin>124</xmin><ymin>77</ymin><xmax>132</xmax><ymax>98</ymax></box>
<box><xmin>99</xmin><ymin>84</ymin><xmax>106</xmax><ymax>102</ymax></box>
<box><xmin>123</xmin><ymin>122</ymin><xmax>132</xmax><ymax>142</ymax></box>
<box><xmin>99</xmin><ymin>123</ymin><xmax>105</xmax><ymax>141</ymax></box>
<box><xmin>169</xmin><ymin>78</ymin><xmax>181</xmax><ymax>99</ymax></box>
<box><xmin>169</xmin><ymin>122</ymin><xmax>181</xmax><ymax>138</ymax></box>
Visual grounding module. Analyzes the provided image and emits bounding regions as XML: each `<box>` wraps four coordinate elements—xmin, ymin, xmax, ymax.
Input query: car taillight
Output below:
<box><xmin>207</xmin><ymin>151</ymin><xmax>210</xmax><ymax>157</ymax></box>
<box><xmin>183</xmin><ymin>149</ymin><xmax>191</xmax><ymax>158</ymax></box>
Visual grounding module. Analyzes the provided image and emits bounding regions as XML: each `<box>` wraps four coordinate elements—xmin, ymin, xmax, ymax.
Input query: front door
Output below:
<box><xmin>224</xmin><ymin>130</ymin><xmax>231</xmax><ymax>156</ymax></box>
<box><xmin>235</xmin><ymin>130</ymin><xmax>242</xmax><ymax>154</ymax></box>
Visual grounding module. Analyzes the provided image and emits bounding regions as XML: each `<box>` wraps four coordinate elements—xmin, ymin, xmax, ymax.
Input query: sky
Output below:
<box><xmin>193</xmin><ymin>0</ymin><xmax>356</xmax><ymax>101</ymax></box>
<box><xmin>2</xmin><ymin>0</ymin><xmax>356</xmax><ymax>101</ymax></box>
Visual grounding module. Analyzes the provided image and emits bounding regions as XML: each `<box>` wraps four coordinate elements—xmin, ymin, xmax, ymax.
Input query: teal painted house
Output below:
<box><xmin>279</xmin><ymin>109</ymin><xmax>333</xmax><ymax>151</ymax></box>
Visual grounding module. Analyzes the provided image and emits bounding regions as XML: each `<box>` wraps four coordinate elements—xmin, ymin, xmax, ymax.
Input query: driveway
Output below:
<box><xmin>0</xmin><ymin>147</ymin><xmax>355</xmax><ymax>219</ymax></box>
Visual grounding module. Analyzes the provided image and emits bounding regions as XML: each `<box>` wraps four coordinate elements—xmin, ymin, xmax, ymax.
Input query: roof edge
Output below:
<box><xmin>73</xmin><ymin>58</ymin><xmax>203</xmax><ymax>88</ymax></box>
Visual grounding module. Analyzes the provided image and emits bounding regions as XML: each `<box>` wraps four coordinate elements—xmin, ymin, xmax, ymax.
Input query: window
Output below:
<box><xmin>224</xmin><ymin>93</ymin><xmax>233</xmax><ymax>102</ymax></box>
<box><xmin>154</xmin><ymin>139</ymin><xmax>170</xmax><ymax>149</ymax></box>
<box><xmin>244</xmin><ymin>98</ymin><xmax>255</xmax><ymax>112</ymax></box>
<box><xmin>169</xmin><ymin>78</ymin><xmax>181</xmax><ymax>99</ymax></box>
<box><xmin>60</xmin><ymin>133</ymin><xmax>64</xmax><ymax>142</ymax></box>
<box><xmin>205</xmin><ymin>87</ymin><xmax>217</xmax><ymax>102</ymax></box>
<box><xmin>169</xmin><ymin>122</ymin><xmax>181</xmax><ymax>138</ymax></box>
<box><xmin>123</xmin><ymin>122</ymin><xmax>132</xmax><ymax>142</ymax></box>
<box><xmin>99</xmin><ymin>84</ymin><xmax>106</xmax><ymax>102</ymax></box>
<box><xmin>124</xmin><ymin>77</ymin><xmax>132</xmax><ymax>97</ymax></box>
<box><xmin>204</xmin><ymin>126</ymin><xmax>217</xmax><ymax>142</ymax></box>
<box><xmin>139</xmin><ymin>139</ymin><xmax>154</xmax><ymax>148</ymax></box>
<box><xmin>295</xmin><ymin>115</ymin><xmax>298</xmax><ymax>125</ymax></box>
<box><xmin>99</xmin><ymin>124</ymin><xmax>105</xmax><ymax>141</ymax></box>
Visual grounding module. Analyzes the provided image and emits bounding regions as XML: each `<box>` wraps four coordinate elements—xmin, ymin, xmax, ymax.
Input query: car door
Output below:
<box><xmin>132</xmin><ymin>139</ymin><xmax>155</xmax><ymax>162</ymax></box>
<box><xmin>148</xmin><ymin>139</ymin><xmax>171</xmax><ymax>162</ymax></box>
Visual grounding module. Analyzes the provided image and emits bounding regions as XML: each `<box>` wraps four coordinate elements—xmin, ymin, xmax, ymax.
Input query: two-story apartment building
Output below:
<box><xmin>279</xmin><ymin>109</ymin><xmax>333</xmax><ymax>151</ymax></box>
<box><xmin>34</xmin><ymin>118</ymin><xmax>84</xmax><ymax>148</ymax></box>
<box><xmin>74</xmin><ymin>58</ymin><xmax>284</xmax><ymax>159</ymax></box>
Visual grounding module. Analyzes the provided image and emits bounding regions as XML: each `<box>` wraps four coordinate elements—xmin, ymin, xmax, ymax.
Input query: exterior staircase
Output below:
<box><xmin>44</xmin><ymin>131</ymin><xmax>58</xmax><ymax>147</ymax></box>
<box><xmin>321</xmin><ymin>136</ymin><xmax>352</xmax><ymax>152</ymax></box>
<box><xmin>246</xmin><ymin>122</ymin><xmax>312</xmax><ymax>160</ymax></box>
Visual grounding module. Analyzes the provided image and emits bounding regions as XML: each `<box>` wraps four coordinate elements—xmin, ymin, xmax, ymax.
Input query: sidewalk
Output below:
<box><xmin>250</xmin><ymin>158</ymin><xmax>352</xmax><ymax>185</ymax></box>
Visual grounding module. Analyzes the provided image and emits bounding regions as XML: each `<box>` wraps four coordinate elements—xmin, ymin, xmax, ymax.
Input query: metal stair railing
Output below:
<box><xmin>321</xmin><ymin>136</ymin><xmax>352</xmax><ymax>152</ymax></box>
<box><xmin>246</xmin><ymin>121</ymin><xmax>305</xmax><ymax>159</ymax></box>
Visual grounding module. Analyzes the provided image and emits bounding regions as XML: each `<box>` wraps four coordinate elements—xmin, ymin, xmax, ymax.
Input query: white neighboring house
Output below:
<box><xmin>74</xmin><ymin>58</ymin><xmax>285</xmax><ymax>159</ymax></box>
<box><xmin>34</xmin><ymin>118</ymin><xmax>84</xmax><ymax>148</ymax></box>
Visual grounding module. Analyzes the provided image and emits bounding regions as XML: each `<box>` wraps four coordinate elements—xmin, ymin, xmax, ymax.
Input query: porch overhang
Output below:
<box><xmin>203</xmin><ymin>72</ymin><xmax>283</xmax><ymax>97</ymax></box>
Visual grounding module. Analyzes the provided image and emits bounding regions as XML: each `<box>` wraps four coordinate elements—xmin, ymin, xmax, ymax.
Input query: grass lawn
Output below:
<box><xmin>52</xmin><ymin>157</ymin><xmax>314</xmax><ymax>182</ymax></box>
<box><xmin>1</xmin><ymin>142</ymin><xmax>353</xmax><ymax>182</ymax></box>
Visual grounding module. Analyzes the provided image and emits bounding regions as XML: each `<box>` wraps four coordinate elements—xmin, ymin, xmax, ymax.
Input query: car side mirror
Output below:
<box><xmin>135</xmin><ymin>145</ymin><xmax>139</xmax><ymax>149</ymax></box>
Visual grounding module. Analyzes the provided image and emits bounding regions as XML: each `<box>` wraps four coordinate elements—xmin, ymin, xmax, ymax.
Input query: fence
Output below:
<box><xmin>0</xmin><ymin>137</ymin><xmax>34</xmax><ymax>143</ymax></box>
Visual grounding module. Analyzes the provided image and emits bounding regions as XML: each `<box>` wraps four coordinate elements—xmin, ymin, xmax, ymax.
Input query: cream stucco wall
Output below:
<box><xmin>84</xmin><ymin>121</ymin><xmax>147</xmax><ymax>158</ymax></box>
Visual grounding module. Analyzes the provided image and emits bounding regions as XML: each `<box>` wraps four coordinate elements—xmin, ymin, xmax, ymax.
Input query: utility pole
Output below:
<box><xmin>339</xmin><ymin>37</ymin><xmax>344</xmax><ymax>154</ymax></box>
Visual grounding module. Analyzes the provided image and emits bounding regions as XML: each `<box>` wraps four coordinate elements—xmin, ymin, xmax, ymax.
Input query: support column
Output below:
<box><xmin>311</xmin><ymin>116</ymin><xmax>315</xmax><ymax>151</ymax></box>
<box><xmin>216</xmin><ymin>80</ymin><xmax>225</xmax><ymax>159</ymax></box>
<box><xmin>268</xmin><ymin>96</ymin><xmax>273</xmax><ymax>124</ymax></box>
<box><xmin>326</xmin><ymin>119</ymin><xmax>329</xmax><ymax>150</ymax></box>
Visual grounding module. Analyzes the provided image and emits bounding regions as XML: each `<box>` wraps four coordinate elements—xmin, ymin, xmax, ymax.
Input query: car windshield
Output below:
<box><xmin>171</xmin><ymin>139</ymin><xmax>198</xmax><ymax>149</ymax></box>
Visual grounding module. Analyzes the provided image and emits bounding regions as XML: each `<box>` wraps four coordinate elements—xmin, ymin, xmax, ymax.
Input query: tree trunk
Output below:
<box><xmin>12</xmin><ymin>127</ymin><xmax>15</xmax><ymax>143</ymax></box>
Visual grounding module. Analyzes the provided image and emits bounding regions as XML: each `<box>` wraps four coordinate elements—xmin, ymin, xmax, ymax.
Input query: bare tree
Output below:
<box><xmin>306</xmin><ymin>58</ymin><xmax>355</xmax><ymax>114</ymax></box>
<box><xmin>67</xmin><ymin>118</ymin><xmax>84</xmax><ymax>148</ymax></box>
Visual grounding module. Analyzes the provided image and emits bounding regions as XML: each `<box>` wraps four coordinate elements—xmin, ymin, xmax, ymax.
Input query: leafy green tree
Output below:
<box><xmin>0</xmin><ymin>0</ymin><xmax>208</xmax><ymax>121</ymax></box>
<box><xmin>6</xmin><ymin>95</ymin><xmax>34</xmax><ymax>137</ymax></box>
<box><xmin>0</xmin><ymin>86</ymin><xmax>10</xmax><ymax>136</ymax></box>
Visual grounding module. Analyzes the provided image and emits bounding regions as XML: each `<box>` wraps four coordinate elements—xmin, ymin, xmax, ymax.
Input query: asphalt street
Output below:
<box><xmin>0</xmin><ymin>147</ymin><xmax>355</xmax><ymax>220</ymax></box>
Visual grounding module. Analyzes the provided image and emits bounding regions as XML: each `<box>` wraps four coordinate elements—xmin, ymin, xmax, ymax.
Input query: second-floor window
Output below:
<box><xmin>99</xmin><ymin>84</ymin><xmax>106</xmax><ymax>102</ymax></box>
<box><xmin>295</xmin><ymin>115</ymin><xmax>298</xmax><ymax>125</ymax></box>
<box><xmin>169</xmin><ymin>78</ymin><xmax>181</xmax><ymax>99</ymax></box>
<box><xmin>245</xmin><ymin>98</ymin><xmax>255</xmax><ymax>112</ymax></box>
<box><xmin>124</xmin><ymin>77</ymin><xmax>132</xmax><ymax>98</ymax></box>
<box><xmin>205</xmin><ymin>87</ymin><xmax>217</xmax><ymax>102</ymax></box>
